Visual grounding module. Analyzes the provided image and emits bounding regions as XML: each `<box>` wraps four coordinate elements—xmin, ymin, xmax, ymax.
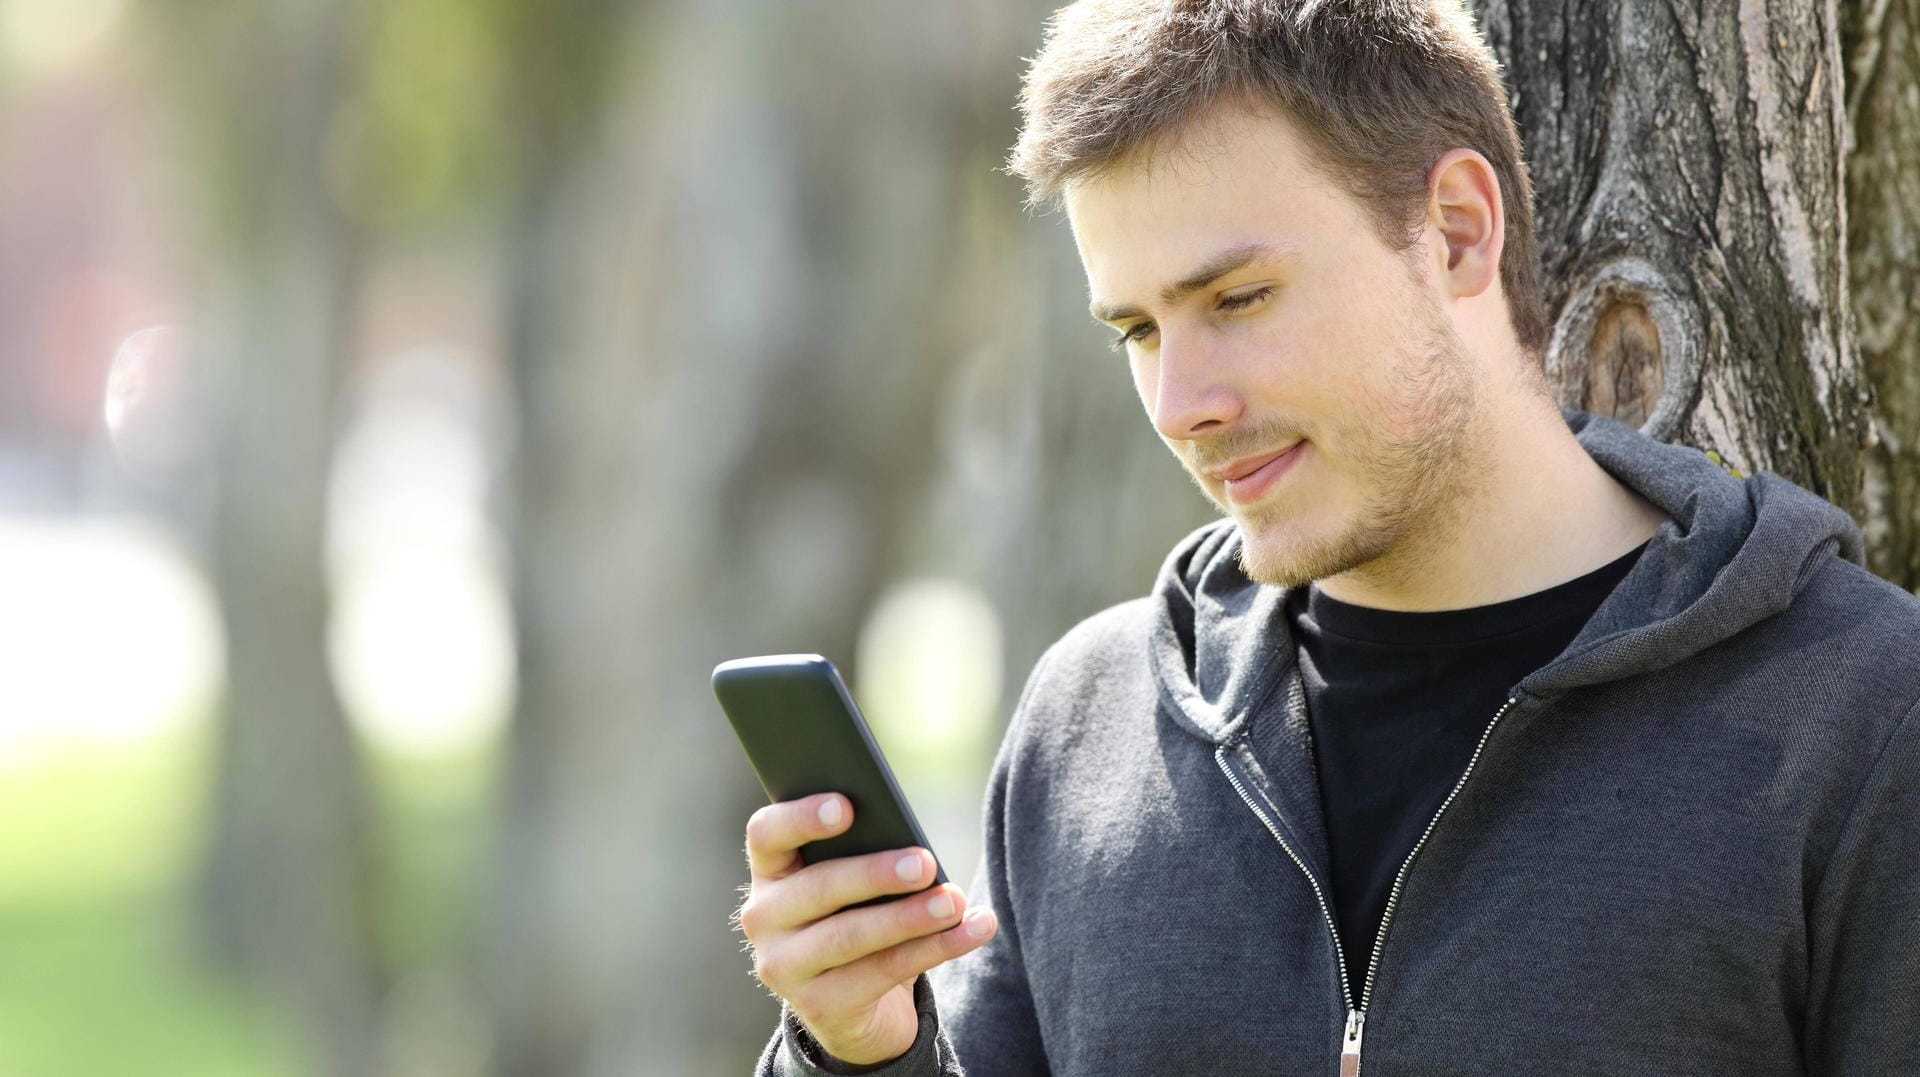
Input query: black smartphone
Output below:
<box><xmin>712</xmin><ymin>653</ymin><xmax>948</xmax><ymax>910</ymax></box>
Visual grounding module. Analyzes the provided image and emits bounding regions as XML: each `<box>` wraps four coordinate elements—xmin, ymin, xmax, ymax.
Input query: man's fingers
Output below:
<box><xmin>796</xmin><ymin>905</ymin><xmax>1000</xmax><ymax>1012</ymax></box>
<box><xmin>778</xmin><ymin>882</ymin><xmax>967</xmax><ymax>982</ymax></box>
<box><xmin>746</xmin><ymin>844</ymin><xmax>940</xmax><ymax>939</ymax></box>
<box><xmin>745</xmin><ymin>793</ymin><xmax>852</xmax><ymax>882</ymax></box>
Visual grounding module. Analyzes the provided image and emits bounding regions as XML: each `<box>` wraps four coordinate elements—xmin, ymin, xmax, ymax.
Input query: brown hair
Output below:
<box><xmin>1007</xmin><ymin>0</ymin><xmax>1550</xmax><ymax>363</ymax></box>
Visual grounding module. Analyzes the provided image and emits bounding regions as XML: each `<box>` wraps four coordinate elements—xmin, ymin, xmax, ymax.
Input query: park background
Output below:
<box><xmin>0</xmin><ymin>0</ymin><xmax>1913</xmax><ymax>1074</ymax></box>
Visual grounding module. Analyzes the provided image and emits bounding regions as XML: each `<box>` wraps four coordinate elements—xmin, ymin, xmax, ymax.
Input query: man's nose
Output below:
<box><xmin>1149</xmin><ymin>328</ymin><xmax>1243</xmax><ymax>442</ymax></box>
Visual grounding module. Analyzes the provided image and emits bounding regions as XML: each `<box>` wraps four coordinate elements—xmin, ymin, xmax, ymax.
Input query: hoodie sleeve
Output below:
<box><xmin>754</xmin><ymin>973</ymin><xmax>959</xmax><ymax>1075</ymax></box>
<box><xmin>754</xmin><ymin>648</ymin><xmax>1059</xmax><ymax>1077</ymax></box>
<box><xmin>1804</xmin><ymin>696</ymin><xmax>1920</xmax><ymax>1075</ymax></box>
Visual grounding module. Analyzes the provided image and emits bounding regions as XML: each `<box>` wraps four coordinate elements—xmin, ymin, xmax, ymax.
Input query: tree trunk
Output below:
<box><xmin>180</xmin><ymin>3</ymin><xmax>386</xmax><ymax>1074</ymax></box>
<box><xmin>1841</xmin><ymin>0</ymin><xmax>1920</xmax><ymax>590</ymax></box>
<box><xmin>482</xmin><ymin>0</ymin><xmax>974</xmax><ymax>1071</ymax></box>
<box><xmin>1470</xmin><ymin>0</ymin><xmax>1875</xmax><ymax>523</ymax></box>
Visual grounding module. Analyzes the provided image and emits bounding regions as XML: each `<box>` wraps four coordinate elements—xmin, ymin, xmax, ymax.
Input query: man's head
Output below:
<box><xmin>1008</xmin><ymin>0</ymin><xmax>1557</xmax><ymax>590</ymax></box>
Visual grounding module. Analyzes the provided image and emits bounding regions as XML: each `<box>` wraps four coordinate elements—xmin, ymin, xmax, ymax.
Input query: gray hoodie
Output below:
<box><xmin>756</xmin><ymin>409</ymin><xmax>1920</xmax><ymax>1076</ymax></box>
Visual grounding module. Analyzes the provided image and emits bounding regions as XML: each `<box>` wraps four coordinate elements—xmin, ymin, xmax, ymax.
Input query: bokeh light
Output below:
<box><xmin>326</xmin><ymin>347</ymin><xmax>513</xmax><ymax>760</ymax></box>
<box><xmin>102</xmin><ymin>324</ymin><xmax>202</xmax><ymax>487</ymax></box>
<box><xmin>855</xmin><ymin>576</ymin><xmax>1003</xmax><ymax>772</ymax></box>
<box><xmin>0</xmin><ymin>0</ymin><xmax>126</xmax><ymax>76</ymax></box>
<box><xmin>0</xmin><ymin>515</ymin><xmax>221</xmax><ymax>768</ymax></box>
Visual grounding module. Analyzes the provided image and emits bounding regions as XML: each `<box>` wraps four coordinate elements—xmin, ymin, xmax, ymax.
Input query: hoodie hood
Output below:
<box><xmin>1148</xmin><ymin>408</ymin><xmax>1867</xmax><ymax>745</ymax></box>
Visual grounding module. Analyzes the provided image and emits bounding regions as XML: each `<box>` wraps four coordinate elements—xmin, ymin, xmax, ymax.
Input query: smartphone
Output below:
<box><xmin>712</xmin><ymin>653</ymin><xmax>948</xmax><ymax>910</ymax></box>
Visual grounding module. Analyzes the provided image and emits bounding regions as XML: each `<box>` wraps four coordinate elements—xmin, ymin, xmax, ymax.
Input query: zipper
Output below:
<box><xmin>1339</xmin><ymin>1008</ymin><xmax>1364</xmax><ymax>1076</ymax></box>
<box><xmin>1217</xmin><ymin>693</ymin><xmax>1522</xmax><ymax>1076</ymax></box>
<box><xmin>1214</xmin><ymin>744</ymin><xmax>1360</xmax><ymax>1068</ymax></box>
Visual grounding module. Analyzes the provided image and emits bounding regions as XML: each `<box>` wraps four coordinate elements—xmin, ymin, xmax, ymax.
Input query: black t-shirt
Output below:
<box><xmin>1285</xmin><ymin>539</ymin><xmax>1649</xmax><ymax>1003</ymax></box>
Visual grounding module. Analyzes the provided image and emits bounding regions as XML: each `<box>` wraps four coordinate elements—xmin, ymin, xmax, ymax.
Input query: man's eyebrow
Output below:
<box><xmin>1089</xmin><ymin>242</ymin><xmax>1298</xmax><ymax>324</ymax></box>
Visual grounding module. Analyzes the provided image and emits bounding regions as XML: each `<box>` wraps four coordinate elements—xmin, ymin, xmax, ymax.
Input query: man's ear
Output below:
<box><xmin>1425</xmin><ymin>148</ymin><xmax>1504</xmax><ymax>300</ymax></box>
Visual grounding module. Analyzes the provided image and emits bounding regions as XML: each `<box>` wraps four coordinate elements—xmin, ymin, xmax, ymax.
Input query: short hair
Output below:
<box><xmin>1007</xmin><ymin>0</ymin><xmax>1549</xmax><ymax>362</ymax></box>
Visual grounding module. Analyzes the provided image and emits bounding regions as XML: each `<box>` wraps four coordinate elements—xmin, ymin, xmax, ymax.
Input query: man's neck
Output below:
<box><xmin>1314</xmin><ymin>398</ymin><xmax>1671</xmax><ymax>614</ymax></box>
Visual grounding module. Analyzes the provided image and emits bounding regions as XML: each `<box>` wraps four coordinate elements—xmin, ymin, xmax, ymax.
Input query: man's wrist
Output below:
<box><xmin>786</xmin><ymin>1011</ymin><xmax>913</xmax><ymax>1074</ymax></box>
<box><xmin>783</xmin><ymin>975</ymin><xmax>936</xmax><ymax>1075</ymax></box>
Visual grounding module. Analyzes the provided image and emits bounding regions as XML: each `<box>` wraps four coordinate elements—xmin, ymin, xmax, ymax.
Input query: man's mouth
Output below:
<box><xmin>1210</xmin><ymin>442</ymin><xmax>1307</xmax><ymax>504</ymax></box>
<box><xmin>1205</xmin><ymin>442</ymin><xmax>1303</xmax><ymax>483</ymax></box>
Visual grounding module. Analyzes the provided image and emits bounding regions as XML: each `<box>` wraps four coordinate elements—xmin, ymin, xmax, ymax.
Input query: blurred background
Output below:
<box><xmin>0</xmin><ymin>1</ymin><xmax>1219</xmax><ymax>1073</ymax></box>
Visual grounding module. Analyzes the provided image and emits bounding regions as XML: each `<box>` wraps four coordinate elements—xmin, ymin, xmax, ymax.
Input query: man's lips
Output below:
<box><xmin>1205</xmin><ymin>443</ymin><xmax>1303</xmax><ymax>483</ymax></box>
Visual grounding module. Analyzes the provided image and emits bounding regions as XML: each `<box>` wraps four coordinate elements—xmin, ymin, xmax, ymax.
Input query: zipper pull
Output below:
<box><xmin>1339</xmin><ymin>1008</ymin><xmax>1365</xmax><ymax>1076</ymax></box>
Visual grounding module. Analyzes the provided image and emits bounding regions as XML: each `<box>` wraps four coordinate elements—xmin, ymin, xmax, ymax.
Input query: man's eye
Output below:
<box><xmin>1218</xmin><ymin>286</ymin><xmax>1275</xmax><ymax>312</ymax></box>
<box><xmin>1107</xmin><ymin>287</ymin><xmax>1275</xmax><ymax>352</ymax></box>
<box><xmin>1109</xmin><ymin>322</ymin><xmax>1155</xmax><ymax>352</ymax></box>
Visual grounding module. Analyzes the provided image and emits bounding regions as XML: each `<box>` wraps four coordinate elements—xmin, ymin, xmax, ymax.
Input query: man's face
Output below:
<box><xmin>1064</xmin><ymin>99</ymin><xmax>1490</xmax><ymax>590</ymax></box>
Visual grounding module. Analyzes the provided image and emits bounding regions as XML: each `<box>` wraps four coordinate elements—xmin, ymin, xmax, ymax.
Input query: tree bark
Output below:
<box><xmin>1470</xmin><ymin>0</ymin><xmax>1874</xmax><ymax>521</ymax></box>
<box><xmin>1841</xmin><ymin>0</ymin><xmax>1920</xmax><ymax>589</ymax></box>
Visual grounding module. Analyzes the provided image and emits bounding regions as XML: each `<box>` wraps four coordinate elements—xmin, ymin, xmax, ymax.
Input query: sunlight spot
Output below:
<box><xmin>327</xmin><ymin>347</ymin><xmax>513</xmax><ymax>759</ymax></box>
<box><xmin>0</xmin><ymin>516</ymin><xmax>221</xmax><ymax>770</ymax></box>
<box><xmin>855</xmin><ymin>577</ymin><xmax>1001</xmax><ymax>776</ymax></box>
<box><xmin>103</xmin><ymin>325</ymin><xmax>205</xmax><ymax>486</ymax></box>
<box><xmin>0</xmin><ymin>0</ymin><xmax>127</xmax><ymax>75</ymax></box>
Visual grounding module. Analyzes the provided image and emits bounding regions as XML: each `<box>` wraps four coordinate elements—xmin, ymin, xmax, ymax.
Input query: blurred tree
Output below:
<box><xmin>481</xmin><ymin>0</ymin><xmax>647</xmax><ymax>1068</ymax></box>
<box><xmin>152</xmin><ymin>1</ymin><xmax>389</xmax><ymax>1074</ymax></box>
<box><xmin>1840</xmin><ymin>0</ymin><xmax>1920</xmax><ymax>587</ymax></box>
<box><xmin>482</xmin><ymin>0</ymin><xmax>959</xmax><ymax>1069</ymax></box>
<box><xmin>1468</xmin><ymin>0</ymin><xmax>1919</xmax><ymax>591</ymax></box>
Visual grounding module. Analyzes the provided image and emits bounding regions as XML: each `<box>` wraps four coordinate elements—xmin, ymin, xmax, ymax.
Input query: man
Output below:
<box><xmin>740</xmin><ymin>1</ymin><xmax>1920</xmax><ymax>1073</ymax></box>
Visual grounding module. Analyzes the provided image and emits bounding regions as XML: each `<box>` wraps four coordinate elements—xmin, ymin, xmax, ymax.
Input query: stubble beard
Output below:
<box><xmin>1229</xmin><ymin>288</ymin><xmax>1485</xmax><ymax>591</ymax></box>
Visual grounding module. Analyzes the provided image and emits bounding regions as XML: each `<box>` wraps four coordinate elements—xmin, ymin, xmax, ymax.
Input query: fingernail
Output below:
<box><xmin>964</xmin><ymin>909</ymin><xmax>994</xmax><ymax>937</ymax></box>
<box><xmin>895</xmin><ymin>853</ymin><xmax>923</xmax><ymax>883</ymax></box>
<box><xmin>926</xmin><ymin>892</ymin><xmax>954</xmax><ymax>918</ymax></box>
<box><xmin>818</xmin><ymin>798</ymin><xmax>842</xmax><ymax>827</ymax></box>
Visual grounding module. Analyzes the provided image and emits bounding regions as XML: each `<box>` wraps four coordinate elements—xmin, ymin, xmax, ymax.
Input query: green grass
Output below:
<box><xmin>0</xmin><ymin>721</ymin><xmax>503</xmax><ymax>1077</ymax></box>
<box><xmin>367</xmin><ymin>739</ymin><xmax>499</xmax><ymax>976</ymax></box>
<box><xmin>0</xmin><ymin>731</ymin><xmax>308</xmax><ymax>1076</ymax></box>
<box><xmin>0</xmin><ymin>886</ymin><xmax>303</xmax><ymax>1076</ymax></box>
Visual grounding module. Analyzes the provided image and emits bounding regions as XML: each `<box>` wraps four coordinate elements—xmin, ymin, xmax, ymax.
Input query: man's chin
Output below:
<box><xmin>1231</xmin><ymin>520</ymin><xmax>1311</xmax><ymax>588</ymax></box>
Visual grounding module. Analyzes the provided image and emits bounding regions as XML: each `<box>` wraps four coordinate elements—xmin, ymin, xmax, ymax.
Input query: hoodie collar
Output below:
<box><xmin>1148</xmin><ymin>408</ymin><xmax>1867</xmax><ymax>746</ymax></box>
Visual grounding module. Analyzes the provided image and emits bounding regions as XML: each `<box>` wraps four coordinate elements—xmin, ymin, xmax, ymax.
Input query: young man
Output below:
<box><xmin>741</xmin><ymin>2</ymin><xmax>1920</xmax><ymax>1073</ymax></box>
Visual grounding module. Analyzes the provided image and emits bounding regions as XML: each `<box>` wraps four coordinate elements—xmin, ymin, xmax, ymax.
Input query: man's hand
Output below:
<box><xmin>736</xmin><ymin>793</ymin><xmax>999</xmax><ymax>1067</ymax></box>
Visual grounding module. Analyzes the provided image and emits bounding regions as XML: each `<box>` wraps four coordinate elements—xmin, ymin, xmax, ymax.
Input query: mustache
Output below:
<box><xmin>1183</xmin><ymin>430</ymin><xmax>1304</xmax><ymax>472</ymax></box>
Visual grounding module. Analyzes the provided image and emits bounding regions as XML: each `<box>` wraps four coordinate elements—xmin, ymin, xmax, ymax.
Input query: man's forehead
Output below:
<box><xmin>1065</xmin><ymin>140</ymin><xmax>1328</xmax><ymax>321</ymax></box>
